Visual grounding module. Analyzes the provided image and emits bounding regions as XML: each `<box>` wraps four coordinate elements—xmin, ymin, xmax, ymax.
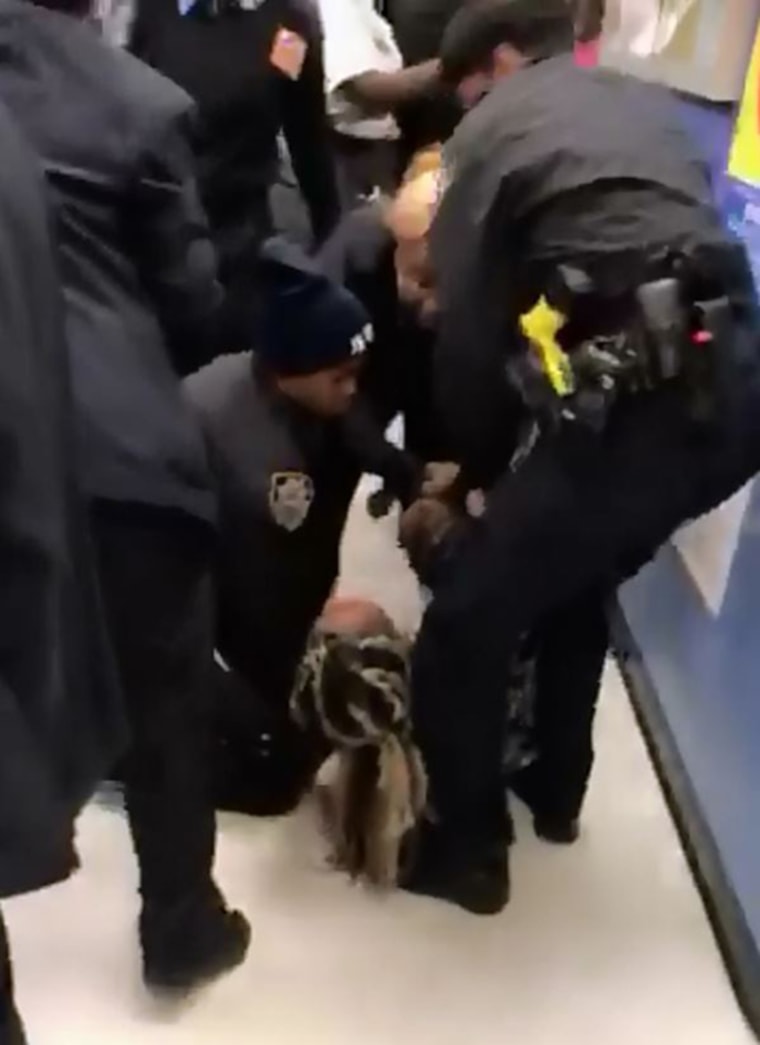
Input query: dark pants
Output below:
<box><xmin>0</xmin><ymin>913</ymin><xmax>25</xmax><ymax>1045</ymax></box>
<box><xmin>209</xmin><ymin>661</ymin><xmax>324</xmax><ymax>816</ymax></box>
<box><xmin>413</xmin><ymin>349</ymin><xmax>760</xmax><ymax>841</ymax></box>
<box><xmin>92</xmin><ymin>508</ymin><xmax>219</xmax><ymax>924</ymax></box>
<box><xmin>511</xmin><ymin>590</ymin><xmax>609</xmax><ymax>823</ymax></box>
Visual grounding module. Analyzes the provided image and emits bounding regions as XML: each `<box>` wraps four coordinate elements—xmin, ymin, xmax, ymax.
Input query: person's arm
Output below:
<box><xmin>341</xmin><ymin>400</ymin><xmax>423</xmax><ymax>506</ymax></box>
<box><xmin>281</xmin><ymin>6</ymin><xmax>341</xmax><ymax>247</ymax></box>
<box><xmin>127</xmin><ymin>104</ymin><xmax>244</xmax><ymax>375</ymax></box>
<box><xmin>343</xmin><ymin>59</ymin><xmax>440</xmax><ymax>112</ymax></box>
<box><xmin>319</xmin><ymin>0</ymin><xmax>440</xmax><ymax>113</ymax></box>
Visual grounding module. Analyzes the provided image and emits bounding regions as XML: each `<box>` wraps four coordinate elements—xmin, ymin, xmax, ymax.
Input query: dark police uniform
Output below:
<box><xmin>411</xmin><ymin>57</ymin><xmax>760</xmax><ymax>857</ymax></box>
<box><xmin>0</xmin><ymin>99</ymin><xmax>126</xmax><ymax>1042</ymax></box>
<box><xmin>184</xmin><ymin>352</ymin><xmax>421</xmax><ymax>811</ymax></box>
<box><xmin>0</xmin><ymin>1</ymin><xmax>250</xmax><ymax>974</ymax></box>
<box><xmin>131</xmin><ymin>0</ymin><xmax>340</xmax><ymax>307</ymax></box>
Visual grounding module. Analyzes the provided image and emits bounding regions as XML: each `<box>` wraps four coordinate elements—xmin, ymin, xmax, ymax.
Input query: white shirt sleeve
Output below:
<box><xmin>316</xmin><ymin>0</ymin><xmax>398</xmax><ymax>93</ymax></box>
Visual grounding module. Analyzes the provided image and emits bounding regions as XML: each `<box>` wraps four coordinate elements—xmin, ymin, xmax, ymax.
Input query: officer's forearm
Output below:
<box><xmin>341</xmin><ymin>402</ymin><xmax>423</xmax><ymax>505</ymax></box>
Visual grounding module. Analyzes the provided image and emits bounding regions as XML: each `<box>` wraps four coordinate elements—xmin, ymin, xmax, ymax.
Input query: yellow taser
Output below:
<box><xmin>519</xmin><ymin>296</ymin><xmax>575</xmax><ymax>398</ymax></box>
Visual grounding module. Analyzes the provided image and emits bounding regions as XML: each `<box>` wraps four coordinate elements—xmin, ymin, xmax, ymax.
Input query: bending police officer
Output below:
<box><xmin>400</xmin><ymin>0</ymin><xmax>760</xmax><ymax>915</ymax></box>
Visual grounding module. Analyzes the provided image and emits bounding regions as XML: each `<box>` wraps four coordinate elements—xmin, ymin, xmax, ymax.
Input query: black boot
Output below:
<box><xmin>141</xmin><ymin>892</ymin><xmax>251</xmax><ymax>991</ymax></box>
<box><xmin>510</xmin><ymin>774</ymin><xmax>581</xmax><ymax>846</ymax></box>
<box><xmin>401</xmin><ymin>820</ymin><xmax>511</xmax><ymax>916</ymax></box>
<box><xmin>532</xmin><ymin>812</ymin><xmax>580</xmax><ymax>845</ymax></box>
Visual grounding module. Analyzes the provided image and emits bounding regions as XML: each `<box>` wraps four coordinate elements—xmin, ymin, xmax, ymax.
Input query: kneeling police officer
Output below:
<box><xmin>185</xmin><ymin>242</ymin><xmax>443</xmax><ymax>814</ymax></box>
<box><xmin>400</xmin><ymin>0</ymin><xmax>760</xmax><ymax>914</ymax></box>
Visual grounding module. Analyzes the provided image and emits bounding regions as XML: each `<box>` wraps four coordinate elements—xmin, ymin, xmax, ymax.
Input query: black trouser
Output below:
<box><xmin>511</xmin><ymin>590</ymin><xmax>609</xmax><ymax>824</ymax></box>
<box><xmin>208</xmin><ymin>661</ymin><xmax>325</xmax><ymax>815</ymax></box>
<box><xmin>92</xmin><ymin>507</ymin><xmax>218</xmax><ymax>925</ymax></box>
<box><xmin>0</xmin><ymin>913</ymin><xmax>25</xmax><ymax>1045</ymax></box>
<box><xmin>412</xmin><ymin>345</ymin><xmax>760</xmax><ymax>843</ymax></box>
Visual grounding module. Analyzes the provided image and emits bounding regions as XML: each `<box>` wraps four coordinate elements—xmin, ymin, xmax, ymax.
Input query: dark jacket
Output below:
<box><xmin>431</xmin><ymin>56</ymin><xmax>731</xmax><ymax>476</ymax></box>
<box><xmin>131</xmin><ymin>0</ymin><xmax>340</xmax><ymax>275</ymax></box>
<box><xmin>0</xmin><ymin>102</ymin><xmax>126</xmax><ymax>899</ymax></box>
<box><xmin>184</xmin><ymin>353</ymin><xmax>419</xmax><ymax>706</ymax></box>
<box><xmin>0</xmin><ymin>0</ymin><xmax>223</xmax><ymax>522</ymax></box>
<box><xmin>318</xmin><ymin>204</ymin><xmax>451</xmax><ymax>460</ymax></box>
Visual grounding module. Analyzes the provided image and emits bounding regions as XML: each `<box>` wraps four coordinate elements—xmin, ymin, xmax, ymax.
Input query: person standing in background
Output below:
<box><xmin>0</xmin><ymin>0</ymin><xmax>251</xmax><ymax>992</ymax></box>
<box><xmin>131</xmin><ymin>0</ymin><xmax>340</xmax><ymax>333</ymax></box>
<box><xmin>315</xmin><ymin>0</ymin><xmax>441</xmax><ymax>204</ymax></box>
<box><xmin>0</xmin><ymin>99</ymin><xmax>126</xmax><ymax>1044</ymax></box>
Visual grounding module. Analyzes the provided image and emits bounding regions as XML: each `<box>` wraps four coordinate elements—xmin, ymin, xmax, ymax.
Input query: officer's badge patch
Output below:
<box><xmin>269</xmin><ymin>472</ymin><xmax>314</xmax><ymax>532</ymax></box>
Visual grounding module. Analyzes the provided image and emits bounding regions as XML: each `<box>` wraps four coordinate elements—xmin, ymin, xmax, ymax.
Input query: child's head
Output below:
<box><xmin>386</xmin><ymin>147</ymin><xmax>444</xmax><ymax>325</ymax></box>
<box><xmin>257</xmin><ymin>239</ymin><xmax>374</xmax><ymax>418</ymax></box>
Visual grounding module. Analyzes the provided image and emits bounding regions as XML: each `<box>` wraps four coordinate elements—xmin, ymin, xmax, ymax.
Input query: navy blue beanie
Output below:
<box><xmin>256</xmin><ymin>238</ymin><xmax>374</xmax><ymax>376</ymax></box>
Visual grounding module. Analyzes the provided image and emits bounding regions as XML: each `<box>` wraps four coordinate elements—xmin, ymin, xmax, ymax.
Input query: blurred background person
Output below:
<box><xmin>131</xmin><ymin>0</ymin><xmax>340</xmax><ymax>331</ymax></box>
<box><xmin>315</xmin><ymin>0</ymin><xmax>441</xmax><ymax>204</ymax></box>
<box><xmin>0</xmin><ymin>99</ymin><xmax>125</xmax><ymax>1044</ymax></box>
<box><xmin>0</xmin><ymin>0</ymin><xmax>250</xmax><ymax>991</ymax></box>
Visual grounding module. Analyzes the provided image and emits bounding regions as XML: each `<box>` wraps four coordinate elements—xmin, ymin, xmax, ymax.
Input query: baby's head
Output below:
<box><xmin>386</xmin><ymin>147</ymin><xmax>444</xmax><ymax>325</ymax></box>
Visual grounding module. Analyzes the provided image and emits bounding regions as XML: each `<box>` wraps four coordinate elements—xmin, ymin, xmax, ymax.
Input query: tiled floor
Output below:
<box><xmin>4</xmin><ymin>494</ymin><xmax>753</xmax><ymax>1044</ymax></box>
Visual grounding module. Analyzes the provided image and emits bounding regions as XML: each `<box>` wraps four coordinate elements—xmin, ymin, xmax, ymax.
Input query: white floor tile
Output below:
<box><xmin>4</xmin><ymin>493</ymin><xmax>753</xmax><ymax>1044</ymax></box>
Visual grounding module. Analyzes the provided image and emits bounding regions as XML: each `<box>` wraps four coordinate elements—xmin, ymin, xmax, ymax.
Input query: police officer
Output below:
<box><xmin>0</xmin><ymin>0</ymin><xmax>251</xmax><ymax>990</ymax></box>
<box><xmin>399</xmin><ymin>0</ymin><xmax>760</xmax><ymax>915</ymax></box>
<box><xmin>130</xmin><ymin>0</ymin><xmax>341</xmax><ymax>329</ymax></box>
<box><xmin>184</xmin><ymin>242</ymin><xmax>442</xmax><ymax>813</ymax></box>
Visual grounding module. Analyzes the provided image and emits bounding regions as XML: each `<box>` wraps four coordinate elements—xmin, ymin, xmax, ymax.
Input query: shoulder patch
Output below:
<box><xmin>269</xmin><ymin>472</ymin><xmax>314</xmax><ymax>532</ymax></box>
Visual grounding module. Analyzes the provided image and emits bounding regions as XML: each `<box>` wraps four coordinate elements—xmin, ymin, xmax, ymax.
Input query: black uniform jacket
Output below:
<box><xmin>0</xmin><ymin>102</ymin><xmax>126</xmax><ymax>899</ymax></box>
<box><xmin>431</xmin><ymin>56</ymin><xmax>730</xmax><ymax>477</ymax></box>
<box><xmin>0</xmin><ymin>0</ymin><xmax>225</xmax><ymax>522</ymax></box>
<box><xmin>184</xmin><ymin>353</ymin><xmax>420</xmax><ymax>706</ymax></box>
<box><xmin>131</xmin><ymin>0</ymin><xmax>340</xmax><ymax>272</ymax></box>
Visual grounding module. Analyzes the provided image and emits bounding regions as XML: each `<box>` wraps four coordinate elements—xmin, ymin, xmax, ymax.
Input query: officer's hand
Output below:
<box><xmin>420</xmin><ymin>462</ymin><xmax>461</xmax><ymax>501</ymax></box>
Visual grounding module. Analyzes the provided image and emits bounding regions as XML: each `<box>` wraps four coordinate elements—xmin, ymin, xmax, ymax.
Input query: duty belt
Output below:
<box><xmin>511</xmin><ymin>259</ymin><xmax>734</xmax><ymax>433</ymax></box>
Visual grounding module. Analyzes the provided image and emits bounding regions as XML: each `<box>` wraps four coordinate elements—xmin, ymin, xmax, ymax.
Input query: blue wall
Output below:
<box><xmin>619</xmin><ymin>94</ymin><xmax>760</xmax><ymax>1029</ymax></box>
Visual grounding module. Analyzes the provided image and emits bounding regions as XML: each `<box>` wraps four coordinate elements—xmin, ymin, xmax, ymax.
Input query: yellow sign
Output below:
<box><xmin>728</xmin><ymin>25</ymin><xmax>760</xmax><ymax>186</ymax></box>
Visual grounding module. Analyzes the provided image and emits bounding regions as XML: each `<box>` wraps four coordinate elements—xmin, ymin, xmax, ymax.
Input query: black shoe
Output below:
<box><xmin>510</xmin><ymin>775</ymin><xmax>581</xmax><ymax>846</ymax></box>
<box><xmin>142</xmin><ymin>899</ymin><xmax>251</xmax><ymax>991</ymax></box>
<box><xmin>401</xmin><ymin>822</ymin><xmax>511</xmax><ymax>916</ymax></box>
<box><xmin>532</xmin><ymin>813</ymin><xmax>580</xmax><ymax>846</ymax></box>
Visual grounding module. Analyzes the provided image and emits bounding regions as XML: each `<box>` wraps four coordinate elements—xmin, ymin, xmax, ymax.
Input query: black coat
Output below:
<box><xmin>0</xmin><ymin>0</ymin><xmax>224</xmax><ymax>523</ymax></box>
<box><xmin>0</xmin><ymin>102</ymin><xmax>126</xmax><ymax>899</ymax></box>
<box><xmin>184</xmin><ymin>353</ymin><xmax>419</xmax><ymax>707</ymax></box>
